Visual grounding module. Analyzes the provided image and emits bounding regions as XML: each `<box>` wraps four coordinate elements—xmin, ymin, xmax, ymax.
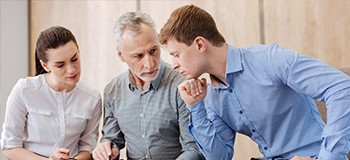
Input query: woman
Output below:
<box><xmin>1</xmin><ymin>26</ymin><xmax>102</xmax><ymax>160</ymax></box>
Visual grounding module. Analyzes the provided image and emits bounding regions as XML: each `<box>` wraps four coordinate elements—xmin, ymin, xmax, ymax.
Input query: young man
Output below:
<box><xmin>158</xmin><ymin>4</ymin><xmax>350</xmax><ymax>160</ymax></box>
<box><xmin>92</xmin><ymin>11</ymin><xmax>203</xmax><ymax>160</ymax></box>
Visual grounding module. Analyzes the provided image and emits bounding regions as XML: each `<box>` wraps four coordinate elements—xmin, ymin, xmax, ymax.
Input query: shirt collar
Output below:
<box><xmin>128</xmin><ymin>60</ymin><xmax>165</xmax><ymax>92</ymax></box>
<box><xmin>128</xmin><ymin>70</ymin><xmax>137</xmax><ymax>91</ymax></box>
<box><xmin>151</xmin><ymin>60</ymin><xmax>165</xmax><ymax>91</ymax></box>
<box><xmin>210</xmin><ymin>44</ymin><xmax>243</xmax><ymax>89</ymax></box>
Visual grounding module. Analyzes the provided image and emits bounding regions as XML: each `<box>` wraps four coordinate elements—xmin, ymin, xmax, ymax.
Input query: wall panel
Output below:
<box><xmin>264</xmin><ymin>0</ymin><xmax>350</xmax><ymax>68</ymax></box>
<box><xmin>1</xmin><ymin>1</ymin><xmax>29</xmax><ymax>160</ymax></box>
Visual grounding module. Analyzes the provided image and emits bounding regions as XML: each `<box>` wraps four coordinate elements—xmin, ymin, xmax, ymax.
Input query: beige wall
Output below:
<box><xmin>264</xmin><ymin>0</ymin><xmax>350</xmax><ymax>69</ymax></box>
<box><xmin>29</xmin><ymin>0</ymin><xmax>350</xmax><ymax>159</ymax></box>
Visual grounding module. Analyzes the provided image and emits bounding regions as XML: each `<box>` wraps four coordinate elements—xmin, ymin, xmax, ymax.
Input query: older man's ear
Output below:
<box><xmin>116</xmin><ymin>47</ymin><xmax>126</xmax><ymax>63</ymax></box>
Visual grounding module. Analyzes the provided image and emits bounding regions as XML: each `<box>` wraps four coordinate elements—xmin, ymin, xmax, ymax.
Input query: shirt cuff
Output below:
<box><xmin>317</xmin><ymin>147</ymin><xmax>348</xmax><ymax>160</ymax></box>
<box><xmin>177</xmin><ymin>150</ymin><xmax>203</xmax><ymax>160</ymax></box>
<box><xmin>100</xmin><ymin>138</ymin><xmax>109</xmax><ymax>143</ymax></box>
<box><xmin>100</xmin><ymin>138</ymin><xmax>122</xmax><ymax>151</ymax></box>
<box><xmin>187</xmin><ymin>101</ymin><xmax>207</xmax><ymax>121</ymax></box>
<box><xmin>1</xmin><ymin>137</ymin><xmax>23</xmax><ymax>150</ymax></box>
<box><xmin>0</xmin><ymin>143</ymin><xmax>23</xmax><ymax>150</ymax></box>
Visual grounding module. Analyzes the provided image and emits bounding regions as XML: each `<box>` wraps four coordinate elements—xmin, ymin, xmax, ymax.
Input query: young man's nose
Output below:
<box><xmin>172</xmin><ymin>58</ymin><xmax>179</xmax><ymax>70</ymax></box>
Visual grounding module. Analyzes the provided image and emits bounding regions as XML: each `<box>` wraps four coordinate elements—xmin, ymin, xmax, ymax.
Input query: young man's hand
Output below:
<box><xmin>178</xmin><ymin>78</ymin><xmax>207</xmax><ymax>106</ymax></box>
<box><xmin>92</xmin><ymin>141</ymin><xmax>119</xmax><ymax>160</ymax></box>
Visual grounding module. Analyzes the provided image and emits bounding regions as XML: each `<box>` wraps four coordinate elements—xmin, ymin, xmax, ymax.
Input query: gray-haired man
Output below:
<box><xmin>92</xmin><ymin>11</ymin><xmax>204</xmax><ymax>160</ymax></box>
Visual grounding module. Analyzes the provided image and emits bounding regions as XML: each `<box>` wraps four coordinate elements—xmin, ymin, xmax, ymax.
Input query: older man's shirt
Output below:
<box><xmin>101</xmin><ymin>61</ymin><xmax>203</xmax><ymax>160</ymax></box>
<box><xmin>188</xmin><ymin>44</ymin><xmax>350</xmax><ymax>160</ymax></box>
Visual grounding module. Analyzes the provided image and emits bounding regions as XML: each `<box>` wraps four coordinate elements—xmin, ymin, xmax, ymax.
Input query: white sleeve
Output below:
<box><xmin>1</xmin><ymin>79</ymin><xmax>27</xmax><ymax>149</ymax></box>
<box><xmin>77</xmin><ymin>94</ymin><xmax>102</xmax><ymax>153</ymax></box>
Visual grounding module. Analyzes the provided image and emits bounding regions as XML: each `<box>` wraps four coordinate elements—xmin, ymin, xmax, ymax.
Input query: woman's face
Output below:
<box><xmin>41</xmin><ymin>41</ymin><xmax>81</xmax><ymax>91</ymax></box>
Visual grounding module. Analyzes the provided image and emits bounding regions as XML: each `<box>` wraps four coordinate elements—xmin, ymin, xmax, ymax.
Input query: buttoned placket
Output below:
<box><xmin>227</xmin><ymin>85</ymin><xmax>271</xmax><ymax>157</ymax></box>
<box><xmin>57</xmin><ymin>92</ymin><xmax>66</xmax><ymax>147</ymax></box>
<box><xmin>224</xmin><ymin>73</ymin><xmax>271</xmax><ymax>157</ymax></box>
<box><xmin>139</xmin><ymin>87</ymin><xmax>151</xmax><ymax>160</ymax></box>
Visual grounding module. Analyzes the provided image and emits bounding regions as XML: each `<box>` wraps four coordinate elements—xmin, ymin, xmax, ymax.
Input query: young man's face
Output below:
<box><xmin>167</xmin><ymin>37</ymin><xmax>204</xmax><ymax>80</ymax></box>
<box><xmin>118</xmin><ymin>23</ymin><xmax>161</xmax><ymax>82</ymax></box>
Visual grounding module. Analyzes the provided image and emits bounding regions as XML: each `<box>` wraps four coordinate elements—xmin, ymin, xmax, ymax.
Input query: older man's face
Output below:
<box><xmin>118</xmin><ymin>23</ymin><xmax>161</xmax><ymax>82</ymax></box>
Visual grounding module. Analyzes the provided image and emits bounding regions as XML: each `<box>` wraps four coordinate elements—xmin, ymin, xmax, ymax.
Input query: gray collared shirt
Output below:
<box><xmin>101</xmin><ymin>60</ymin><xmax>203</xmax><ymax>160</ymax></box>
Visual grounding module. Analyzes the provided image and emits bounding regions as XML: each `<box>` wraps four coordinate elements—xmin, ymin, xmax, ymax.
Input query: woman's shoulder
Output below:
<box><xmin>75</xmin><ymin>80</ymin><xmax>101</xmax><ymax>99</ymax></box>
<box><xmin>16</xmin><ymin>74</ymin><xmax>46</xmax><ymax>89</ymax></box>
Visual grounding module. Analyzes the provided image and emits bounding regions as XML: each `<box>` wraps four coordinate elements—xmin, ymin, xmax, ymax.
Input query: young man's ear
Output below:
<box><xmin>194</xmin><ymin>36</ymin><xmax>207</xmax><ymax>53</ymax></box>
<box><xmin>117</xmin><ymin>46</ymin><xmax>126</xmax><ymax>62</ymax></box>
<box><xmin>40</xmin><ymin>60</ymin><xmax>51</xmax><ymax>72</ymax></box>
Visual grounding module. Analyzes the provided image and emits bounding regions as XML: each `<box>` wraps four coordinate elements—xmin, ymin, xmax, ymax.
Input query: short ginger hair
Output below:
<box><xmin>158</xmin><ymin>4</ymin><xmax>226</xmax><ymax>47</ymax></box>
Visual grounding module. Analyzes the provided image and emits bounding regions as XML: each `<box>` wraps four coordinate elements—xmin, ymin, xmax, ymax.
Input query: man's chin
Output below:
<box><xmin>144</xmin><ymin>70</ymin><xmax>159</xmax><ymax>81</ymax></box>
<box><xmin>140</xmin><ymin>74</ymin><xmax>158</xmax><ymax>82</ymax></box>
<box><xmin>141</xmin><ymin>77</ymin><xmax>156</xmax><ymax>82</ymax></box>
<box><xmin>185</xmin><ymin>75</ymin><xmax>198</xmax><ymax>80</ymax></box>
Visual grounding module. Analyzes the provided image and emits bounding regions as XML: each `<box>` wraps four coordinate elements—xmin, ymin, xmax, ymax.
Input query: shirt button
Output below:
<box><xmin>140</xmin><ymin>113</ymin><xmax>144</xmax><ymax>118</ymax></box>
<box><xmin>229</xmin><ymin>88</ymin><xmax>233</xmax><ymax>93</ymax></box>
<box><xmin>142</xmin><ymin>134</ymin><xmax>145</xmax><ymax>138</ymax></box>
<box><xmin>264</xmin><ymin>147</ymin><xmax>268</xmax><ymax>150</ymax></box>
<box><xmin>252</xmin><ymin>129</ymin><xmax>255</xmax><ymax>132</ymax></box>
<box><xmin>145</xmin><ymin>155</ymin><xmax>149</xmax><ymax>159</ymax></box>
<box><xmin>239</xmin><ymin>110</ymin><xmax>243</xmax><ymax>114</ymax></box>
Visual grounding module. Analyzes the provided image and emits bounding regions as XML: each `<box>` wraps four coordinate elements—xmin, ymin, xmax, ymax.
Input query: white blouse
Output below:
<box><xmin>1</xmin><ymin>74</ymin><xmax>102</xmax><ymax>157</ymax></box>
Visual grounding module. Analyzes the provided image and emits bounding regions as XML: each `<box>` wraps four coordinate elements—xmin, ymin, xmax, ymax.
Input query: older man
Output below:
<box><xmin>92</xmin><ymin>11</ymin><xmax>203</xmax><ymax>160</ymax></box>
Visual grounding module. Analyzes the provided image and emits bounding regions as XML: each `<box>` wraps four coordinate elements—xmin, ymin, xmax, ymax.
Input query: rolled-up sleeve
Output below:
<box><xmin>1</xmin><ymin>79</ymin><xmax>27</xmax><ymax>150</ymax></box>
<box><xmin>100</xmin><ymin>85</ymin><xmax>125</xmax><ymax>150</ymax></box>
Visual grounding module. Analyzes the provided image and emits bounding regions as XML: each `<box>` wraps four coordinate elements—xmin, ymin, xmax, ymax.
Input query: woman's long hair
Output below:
<box><xmin>35</xmin><ymin>26</ymin><xmax>78</xmax><ymax>76</ymax></box>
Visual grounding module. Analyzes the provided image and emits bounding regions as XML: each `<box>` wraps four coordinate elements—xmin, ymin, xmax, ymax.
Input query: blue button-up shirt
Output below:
<box><xmin>188</xmin><ymin>44</ymin><xmax>350</xmax><ymax>160</ymax></box>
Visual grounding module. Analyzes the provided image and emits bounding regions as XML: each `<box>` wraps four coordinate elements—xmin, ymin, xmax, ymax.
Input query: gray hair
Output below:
<box><xmin>114</xmin><ymin>11</ymin><xmax>157</xmax><ymax>53</ymax></box>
